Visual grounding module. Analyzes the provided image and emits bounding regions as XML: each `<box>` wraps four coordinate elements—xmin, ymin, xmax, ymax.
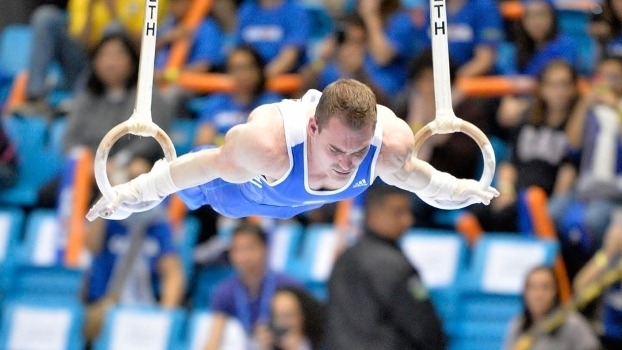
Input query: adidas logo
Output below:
<box><xmin>353</xmin><ymin>179</ymin><xmax>368</xmax><ymax>188</ymax></box>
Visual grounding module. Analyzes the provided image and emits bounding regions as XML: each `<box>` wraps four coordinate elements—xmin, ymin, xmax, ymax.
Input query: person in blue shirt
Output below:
<box><xmin>357</xmin><ymin>0</ymin><xmax>428</xmax><ymax>95</ymax></box>
<box><xmin>443</xmin><ymin>0</ymin><xmax>504</xmax><ymax>77</ymax></box>
<box><xmin>155</xmin><ymin>0</ymin><xmax>226</xmax><ymax>75</ymax></box>
<box><xmin>85</xmin><ymin>206</ymin><xmax>184</xmax><ymax>306</ymax></box>
<box><xmin>154</xmin><ymin>0</ymin><xmax>227</xmax><ymax>117</ymax></box>
<box><xmin>235</xmin><ymin>0</ymin><xmax>311</xmax><ymax>76</ymax></box>
<box><xmin>195</xmin><ymin>45</ymin><xmax>282</xmax><ymax>146</ymax></box>
<box><xmin>302</xmin><ymin>16</ymin><xmax>388</xmax><ymax>104</ymax></box>
<box><xmin>509</xmin><ymin>0</ymin><xmax>579</xmax><ymax>76</ymax></box>
<box><xmin>84</xmin><ymin>202</ymin><xmax>184</xmax><ymax>341</ymax></box>
<box><xmin>205</xmin><ymin>222</ymin><xmax>300</xmax><ymax>350</ymax></box>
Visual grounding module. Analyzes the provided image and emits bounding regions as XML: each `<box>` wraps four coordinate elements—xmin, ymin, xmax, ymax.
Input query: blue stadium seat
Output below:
<box><xmin>181</xmin><ymin>310</ymin><xmax>247</xmax><ymax>350</ymax></box>
<box><xmin>0</xmin><ymin>116</ymin><xmax>63</xmax><ymax>206</ymax></box>
<box><xmin>400</xmin><ymin>228</ymin><xmax>468</xmax><ymax>289</ymax></box>
<box><xmin>449</xmin><ymin>338</ymin><xmax>508</xmax><ymax>350</ymax></box>
<box><xmin>186</xmin><ymin>97</ymin><xmax>206</xmax><ymax>116</ymax></box>
<box><xmin>0</xmin><ymin>207</ymin><xmax>25</xmax><ymax>293</ymax></box>
<box><xmin>0</xmin><ymin>25</ymin><xmax>32</xmax><ymax>78</ymax></box>
<box><xmin>558</xmin><ymin>9</ymin><xmax>596</xmax><ymax>75</ymax></box>
<box><xmin>267</xmin><ymin>221</ymin><xmax>304</xmax><ymax>275</ymax></box>
<box><xmin>0</xmin><ymin>298</ymin><xmax>84</xmax><ymax>350</ymax></box>
<box><xmin>451</xmin><ymin>234</ymin><xmax>558</xmax><ymax>350</ymax></box>
<box><xmin>495</xmin><ymin>40</ymin><xmax>517</xmax><ymax>75</ymax></box>
<box><xmin>400</xmin><ymin>229</ymin><xmax>468</xmax><ymax>334</ymax></box>
<box><xmin>191</xmin><ymin>265</ymin><xmax>236</xmax><ymax>310</ymax></box>
<box><xmin>464</xmin><ymin>234</ymin><xmax>558</xmax><ymax>294</ymax></box>
<box><xmin>169</xmin><ymin>119</ymin><xmax>197</xmax><ymax>156</ymax></box>
<box><xmin>93</xmin><ymin>305</ymin><xmax>185</xmax><ymax>350</ymax></box>
<box><xmin>0</xmin><ymin>25</ymin><xmax>32</xmax><ymax>109</ymax></box>
<box><xmin>292</xmin><ymin>224</ymin><xmax>341</xmax><ymax>301</ymax></box>
<box><xmin>174</xmin><ymin>216</ymin><xmax>201</xmax><ymax>284</ymax></box>
<box><xmin>49</xmin><ymin>116</ymin><xmax>67</xmax><ymax>157</ymax></box>
<box><xmin>3</xmin><ymin>264</ymin><xmax>84</xmax><ymax>304</ymax></box>
<box><xmin>18</xmin><ymin>209</ymin><xmax>60</xmax><ymax>265</ymax></box>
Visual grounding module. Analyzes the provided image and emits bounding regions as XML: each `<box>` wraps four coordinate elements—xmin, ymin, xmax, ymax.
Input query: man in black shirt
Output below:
<box><xmin>326</xmin><ymin>183</ymin><xmax>446</xmax><ymax>350</ymax></box>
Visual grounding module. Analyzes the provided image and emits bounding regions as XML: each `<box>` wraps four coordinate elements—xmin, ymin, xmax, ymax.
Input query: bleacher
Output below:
<box><xmin>0</xmin><ymin>0</ymin><xmax>609</xmax><ymax>349</ymax></box>
<box><xmin>0</xmin><ymin>207</ymin><xmax>560</xmax><ymax>349</ymax></box>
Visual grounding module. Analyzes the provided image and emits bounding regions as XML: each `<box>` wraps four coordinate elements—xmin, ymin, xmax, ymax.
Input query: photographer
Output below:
<box><xmin>256</xmin><ymin>286</ymin><xmax>326</xmax><ymax>350</ymax></box>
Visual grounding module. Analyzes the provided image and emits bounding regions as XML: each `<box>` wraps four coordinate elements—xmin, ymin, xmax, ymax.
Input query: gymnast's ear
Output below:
<box><xmin>308</xmin><ymin>116</ymin><xmax>320</xmax><ymax>136</ymax></box>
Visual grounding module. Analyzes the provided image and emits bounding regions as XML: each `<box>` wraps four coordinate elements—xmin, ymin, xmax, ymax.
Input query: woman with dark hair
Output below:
<box><xmin>590</xmin><ymin>0</ymin><xmax>622</xmax><ymax>58</ymax></box>
<box><xmin>63</xmin><ymin>32</ymin><xmax>172</xmax><ymax>165</ymax></box>
<box><xmin>37</xmin><ymin>32</ymin><xmax>173</xmax><ymax>207</ymax></box>
<box><xmin>257</xmin><ymin>286</ymin><xmax>326</xmax><ymax>350</ymax></box>
<box><xmin>509</xmin><ymin>0</ymin><xmax>579</xmax><ymax>76</ymax></box>
<box><xmin>466</xmin><ymin>60</ymin><xmax>579</xmax><ymax>233</ymax></box>
<box><xmin>503</xmin><ymin>265</ymin><xmax>600</xmax><ymax>350</ymax></box>
<box><xmin>194</xmin><ymin>45</ymin><xmax>283</xmax><ymax>146</ymax></box>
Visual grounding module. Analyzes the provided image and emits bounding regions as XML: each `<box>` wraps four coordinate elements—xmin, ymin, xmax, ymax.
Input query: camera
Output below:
<box><xmin>270</xmin><ymin>322</ymin><xmax>290</xmax><ymax>342</ymax></box>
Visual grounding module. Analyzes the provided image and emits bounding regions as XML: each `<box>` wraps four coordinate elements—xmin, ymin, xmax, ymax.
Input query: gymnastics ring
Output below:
<box><xmin>414</xmin><ymin>0</ymin><xmax>496</xmax><ymax>210</ymax></box>
<box><xmin>94</xmin><ymin>119</ymin><xmax>176</xmax><ymax>217</ymax></box>
<box><xmin>92</xmin><ymin>0</ymin><xmax>177</xmax><ymax>218</ymax></box>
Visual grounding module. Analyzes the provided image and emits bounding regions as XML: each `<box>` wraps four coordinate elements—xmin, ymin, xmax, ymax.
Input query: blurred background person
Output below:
<box><xmin>502</xmin><ymin>265</ymin><xmax>600</xmax><ymax>350</ymax></box>
<box><xmin>155</xmin><ymin>0</ymin><xmax>226</xmax><ymax>75</ymax></box>
<box><xmin>465</xmin><ymin>60</ymin><xmax>579</xmax><ymax>233</ymax></box>
<box><xmin>234</xmin><ymin>0</ymin><xmax>310</xmax><ymax>77</ymax></box>
<box><xmin>154</xmin><ymin>0</ymin><xmax>227</xmax><ymax>118</ymax></box>
<box><xmin>496</xmin><ymin>0</ymin><xmax>580</xmax><ymax>131</ymax></box>
<box><xmin>356</xmin><ymin>0</ymin><xmax>427</xmax><ymax>96</ymax></box>
<box><xmin>327</xmin><ymin>184</ymin><xmax>446</xmax><ymax>350</ymax></box>
<box><xmin>13</xmin><ymin>0</ymin><xmax>162</xmax><ymax>116</ymax></box>
<box><xmin>301</xmin><ymin>16</ymin><xmax>387</xmax><ymax>104</ymax></box>
<box><xmin>37</xmin><ymin>32</ymin><xmax>173</xmax><ymax>208</ymax></box>
<box><xmin>256</xmin><ymin>286</ymin><xmax>326</xmax><ymax>350</ymax></box>
<box><xmin>442</xmin><ymin>0</ymin><xmax>503</xmax><ymax>77</ymax></box>
<box><xmin>204</xmin><ymin>222</ymin><xmax>300</xmax><ymax>350</ymax></box>
<box><xmin>573</xmin><ymin>209</ymin><xmax>622</xmax><ymax>350</ymax></box>
<box><xmin>549</xmin><ymin>56</ymin><xmax>622</xmax><ymax>277</ymax></box>
<box><xmin>191</xmin><ymin>46</ymin><xmax>282</xmax><ymax>247</ymax></box>
<box><xmin>589</xmin><ymin>0</ymin><xmax>622</xmax><ymax>59</ymax></box>
<box><xmin>507</xmin><ymin>0</ymin><xmax>579</xmax><ymax>77</ymax></box>
<box><xmin>82</xmin><ymin>161</ymin><xmax>184</xmax><ymax>343</ymax></box>
<box><xmin>194</xmin><ymin>45</ymin><xmax>282</xmax><ymax>147</ymax></box>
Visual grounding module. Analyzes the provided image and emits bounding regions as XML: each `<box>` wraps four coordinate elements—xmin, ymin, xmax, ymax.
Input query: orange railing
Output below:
<box><xmin>175</xmin><ymin>72</ymin><xmax>572</xmax><ymax>97</ymax></box>
<box><xmin>500</xmin><ymin>0</ymin><xmax>597</xmax><ymax>21</ymax></box>
<box><xmin>524</xmin><ymin>187</ymin><xmax>572</xmax><ymax>303</ymax></box>
<box><xmin>163</xmin><ymin>0</ymin><xmax>214</xmax><ymax>80</ymax></box>
<box><xmin>64</xmin><ymin>149</ymin><xmax>94</xmax><ymax>267</ymax></box>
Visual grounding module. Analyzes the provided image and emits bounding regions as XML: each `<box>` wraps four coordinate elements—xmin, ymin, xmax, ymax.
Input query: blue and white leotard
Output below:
<box><xmin>177</xmin><ymin>91</ymin><xmax>383</xmax><ymax>219</ymax></box>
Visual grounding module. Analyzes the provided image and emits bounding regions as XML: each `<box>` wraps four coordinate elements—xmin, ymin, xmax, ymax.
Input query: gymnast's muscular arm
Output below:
<box><xmin>86</xmin><ymin>104</ymin><xmax>286</xmax><ymax>221</ymax></box>
<box><xmin>375</xmin><ymin>105</ymin><xmax>498</xmax><ymax>204</ymax></box>
<box><xmin>168</xmin><ymin>104</ymin><xmax>286</xmax><ymax>187</ymax></box>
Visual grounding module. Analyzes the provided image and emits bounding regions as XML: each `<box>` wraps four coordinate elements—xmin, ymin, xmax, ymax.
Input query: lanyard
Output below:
<box><xmin>234</xmin><ymin>271</ymin><xmax>277</xmax><ymax>334</ymax></box>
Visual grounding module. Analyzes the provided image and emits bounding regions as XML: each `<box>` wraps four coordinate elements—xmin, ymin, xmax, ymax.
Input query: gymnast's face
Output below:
<box><xmin>308</xmin><ymin>116</ymin><xmax>374</xmax><ymax>181</ymax></box>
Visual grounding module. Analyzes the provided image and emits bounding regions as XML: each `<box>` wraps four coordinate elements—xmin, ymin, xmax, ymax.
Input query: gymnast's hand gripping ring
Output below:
<box><xmin>93</xmin><ymin>0</ymin><xmax>176</xmax><ymax>218</ymax></box>
<box><xmin>413</xmin><ymin>0</ymin><xmax>496</xmax><ymax>210</ymax></box>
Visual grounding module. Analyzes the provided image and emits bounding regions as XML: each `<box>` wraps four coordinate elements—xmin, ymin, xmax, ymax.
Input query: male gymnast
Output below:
<box><xmin>87</xmin><ymin>79</ymin><xmax>498</xmax><ymax>221</ymax></box>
